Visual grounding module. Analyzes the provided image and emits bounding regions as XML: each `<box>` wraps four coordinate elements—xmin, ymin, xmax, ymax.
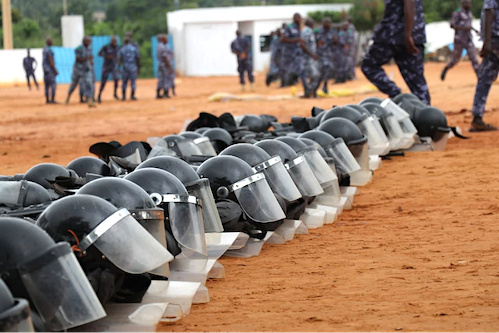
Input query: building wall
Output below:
<box><xmin>0</xmin><ymin>49</ymin><xmax>43</xmax><ymax>86</ymax></box>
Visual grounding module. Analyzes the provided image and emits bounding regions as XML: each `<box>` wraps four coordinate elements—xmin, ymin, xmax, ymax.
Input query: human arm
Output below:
<box><xmin>48</xmin><ymin>53</ymin><xmax>58</xmax><ymax>75</ymax></box>
<box><xmin>481</xmin><ymin>8</ymin><xmax>494</xmax><ymax>57</ymax></box>
<box><xmin>403</xmin><ymin>0</ymin><xmax>419</xmax><ymax>55</ymax></box>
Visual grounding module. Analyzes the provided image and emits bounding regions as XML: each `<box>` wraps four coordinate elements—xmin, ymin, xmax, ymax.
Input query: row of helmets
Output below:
<box><xmin>0</xmin><ymin>93</ymin><xmax>452</xmax><ymax>331</ymax></box>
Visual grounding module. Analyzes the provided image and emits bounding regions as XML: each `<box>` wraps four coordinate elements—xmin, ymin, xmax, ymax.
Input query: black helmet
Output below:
<box><xmin>67</xmin><ymin>156</ymin><xmax>113</xmax><ymax>177</ymax></box>
<box><xmin>0</xmin><ymin>180</ymin><xmax>51</xmax><ymax>209</ymax></box>
<box><xmin>0</xmin><ymin>216</ymin><xmax>105</xmax><ymax>331</ymax></box>
<box><xmin>239</xmin><ymin>115</ymin><xmax>269</xmax><ymax>132</ymax></box>
<box><xmin>125</xmin><ymin>168</ymin><xmax>208</xmax><ymax>272</ymax></box>
<box><xmin>162</xmin><ymin>134</ymin><xmax>203</xmax><ymax>159</ymax></box>
<box><xmin>392</xmin><ymin>93</ymin><xmax>427</xmax><ymax>117</ymax></box>
<box><xmin>37</xmin><ymin>194</ymin><xmax>171</xmax><ymax>276</ymax></box>
<box><xmin>298</xmin><ymin>137</ymin><xmax>328</xmax><ymax>158</ymax></box>
<box><xmin>255</xmin><ymin>140</ymin><xmax>324</xmax><ymax>197</ymax></box>
<box><xmin>180</xmin><ymin>132</ymin><xmax>217</xmax><ymax>156</ymax></box>
<box><xmin>194</xmin><ymin>127</ymin><xmax>211</xmax><ymax>134</ymax></box>
<box><xmin>89</xmin><ymin>141</ymin><xmax>151</xmax><ymax>164</ymax></box>
<box><xmin>220</xmin><ymin>143</ymin><xmax>302</xmax><ymax>202</ymax></box>
<box><xmin>344</xmin><ymin>104</ymin><xmax>371</xmax><ymax>117</ymax></box>
<box><xmin>23</xmin><ymin>163</ymin><xmax>75</xmax><ymax>190</ymax></box>
<box><xmin>359</xmin><ymin>96</ymin><xmax>383</xmax><ymax>105</ymax></box>
<box><xmin>321</xmin><ymin>106</ymin><xmax>365</xmax><ymax>125</ymax></box>
<box><xmin>299</xmin><ymin>130</ymin><xmax>336</xmax><ymax>150</ymax></box>
<box><xmin>197</xmin><ymin>155</ymin><xmax>285</xmax><ymax>223</ymax></box>
<box><xmin>411</xmin><ymin>107</ymin><xmax>451</xmax><ymax>143</ymax></box>
<box><xmin>203</xmin><ymin>128</ymin><xmax>233</xmax><ymax>154</ymax></box>
<box><xmin>318</xmin><ymin>118</ymin><xmax>367</xmax><ymax>146</ymax></box>
<box><xmin>136</xmin><ymin>156</ymin><xmax>199</xmax><ymax>185</ymax></box>
<box><xmin>0</xmin><ymin>278</ymin><xmax>34</xmax><ymax>332</ymax></box>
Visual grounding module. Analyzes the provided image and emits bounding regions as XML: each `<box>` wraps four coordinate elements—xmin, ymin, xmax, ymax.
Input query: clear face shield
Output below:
<box><xmin>380</xmin><ymin>113</ymin><xmax>406</xmax><ymax>150</ymax></box>
<box><xmin>252</xmin><ymin>155</ymin><xmax>302</xmax><ymax>202</ymax></box>
<box><xmin>314</xmin><ymin>180</ymin><xmax>342</xmax><ymax>206</ymax></box>
<box><xmin>185</xmin><ymin>178</ymin><xmax>224</xmax><ymax>233</ymax></box>
<box><xmin>150</xmin><ymin>193</ymin><xmax>208</xmax><ymax>272</ymax></box>
<box><xmin>76</xmin><ymin>208</ymin><xmax>173</xmax><ymax>274</ymax></box>
<box><xmin>18</xmin><ymin>243</ymin><xmax>106</xmax><ymax>331</ymax></box>
<box><xmin>324</xmin><ymin>138</ymin><xmax>361</xmax><ymax>176</ymax></box>
<box><xmin>0</xmin><ymin>181</ymin><xmax>27</xmax><ymax>208</ymax></box>
<box><xmin>146</xmin><ymin>138</ymin><xmax>178</xmax><ymax>159</ymax></box>
<box><xmin>192</xmin><ymin>137</ymin><xmax>217</xmax><ymax>157</ymax></box>
<box><xmin>347</xmin><ymin>139</ymin><xmax>372</xmax><ymax>186</ymax></box>
<box><xmin>428</xmin><ymin>128</ymin><xmax>451</xmax><ymax>151</ymax></box>
<box><xmin>357</xmin><ymin>115</ymin><xmax>391</xmax><ymax>156</ymax></box>
<box><xmin>381</xmin><ymin>99</ymin><xmax>419</xmax><ymax>135</ymax></box>
<box><xmin>131</xmin><ymin>209</ymin><xmax>170</xmax><ymax>277</ymax></box>
<box><xmin>227</xmin><ymin>173</ymin><xmax>286</xmax><ymax>222</ymax></box>
<box><xmin>284</xmin><ymin>156</ymin><xmax>324</xmax><ymax>197</ymax></box>
<box><xmin>298</xmin><ymin>146</ymin><xmax>337</xmax><ymax>189</ymax></box>
<box><xmin>0</xmin><ymin>298</ymin><xmax>35</xmax><ymax>332</ymax></box>
<box><xmin>175</xmin><ymin>138</ymin><xmax>203</xmax><ymax>158</ymax></box>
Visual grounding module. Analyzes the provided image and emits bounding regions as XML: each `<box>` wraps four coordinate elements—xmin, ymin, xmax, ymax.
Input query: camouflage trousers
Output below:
<box><xmin>157</xmin><ymin>65</ymin><xmax>174</xmax><ymax>90</ymax></box>
<box><xmin>304</xmin><ymin>57</ymin><xmax>321</xmax><ymax>93</ymax></box>
<box><xmin>361</xmin><ymin>43</ymin><xmax>430</xmax><ymax>105</ymax></box>
<box><xmin>446</xmin><ymin>40</ymin><xmax>479</xmax><ymax>74</ymax></box>
<box><xmin>472</xmin><ymin>44</ymin><xmax>499</xmax><ymax>117</ymax></box>
<box><xmin>68</xmin><ymin>69</ymin><xmax>93</xmax><ymax>98</ymax></box>
<box><xmin>122</xmin><ymin>67</ymin><xmax>138</xmax><ymax>92</ymax></box>
<box><xmin>237</xmin><ymin>58</ymin><xmax>254</xmax><ymax>85</ymax></box>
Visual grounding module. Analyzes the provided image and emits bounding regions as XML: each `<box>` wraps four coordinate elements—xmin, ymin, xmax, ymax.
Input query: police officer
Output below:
<box><xmin>231</xmin><ymin>30</ymin><xmax>255</xmax><ymax>92</ymax></box>
<box><xmin>302</xmin><ymin>18</ymin><xmax>320</xmax><ymax>97</ymax></box>
<box><xmin>282</xmin><ymin>13</ymin><xmax>310</xmax><ymax>96</ymax></box>
<box><xmin>334</xmin><ymin>23</ymin><xmax>350</xmax><ymax>83</ymax></box>
<box><xmin>65</xmin><ymin>36</ymin><xmax>95</xmax><ymax>107</ymax></box>
<box><xmin>361</xmin><ymin>0</ymin><xmax>431</xmax><ymax>105</ymax></box>
<box><xmin>316</xmin><ymin>17</ymin><xmax>335</xmax><ymax>94</ymax></box>
<box><xmin>79</xmin><ymin>49</ymin><xmax>95</xmax><ymax>104</ymax></box>
<box><xmin>23</xmin><ymin>49</ymin><xmax>39</xmax><ymax>91</ymax></box>
<box><xmin>441</xmin><ymin>0</ymin><xmax>480</xmax><ymax>81</ymax></box>
<box><xmin>346</xmin><ymin>18</ymin><xmax>357</xmax><ymax>80</ymax></box>
<box><xmin>97</xmin><ymin>36</ymin><xmax>120</xmax><ymax>103</ymax></box>
<box><xmin>156</xmin><ymin>34</ymin><xmax>175</xmax><ymax>99</ymax></box>
<box><xmin>118</xmin><ymin>37</ymin><xmax>140</xmax><ymax>101</ymax></box>
<box><xmin>42</xmin><ymin>38</ymin><xmax>58</xmax><ymax>104</ymax></box>
<box><xmin>470</xmin><ymin>0</ymin><xmax>499</xmax><ymax>131</ymax></box>
<box><xmin>265</xmin><ymin>29</ymin><xmax>283</xmax><ymax>86</ymax></box>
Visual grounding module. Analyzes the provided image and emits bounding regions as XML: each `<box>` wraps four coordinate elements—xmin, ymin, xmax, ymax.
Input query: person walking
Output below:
<box><xmin>156</xmin><ymin>34</ymin><xmax>175</xmax><ymax>99</ymax></box>
<box><xmin>118</xmin><ymin>37</ymin><xmax>140</xmax><ymax>101</ymax></box>
<box><xmin>231</xmin><ymin>30</ymin><xmax>255</xmax><ymax>92</ymax></box>
<box><xmin>65</xmin><ymin>36</ymin><xmax>95</xmax><ymax>107</ymax></box>
<box><xmin>97</xmin><ymin>36</ymin><xmax>120</xmax><ymax>103</ymax></box>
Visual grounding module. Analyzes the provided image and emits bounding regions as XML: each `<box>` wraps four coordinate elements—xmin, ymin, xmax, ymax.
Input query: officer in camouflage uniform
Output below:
<box><xmin>118</xmin><ymin>37</ymin><xmax>140</xmax><ymax>101</ymax></box>
<box><xmin>65</xmin><ymin>36</ymin><xmax>95</xmax><ymax>107</ymax></box>
<box><xmin>42</xmin><ymin>38</ymin><xmax>58</xmax><ymax>104</ymax></box>
<box><xmin>265</xmin><ymin>29</ymin><xmax>283</xmax><ymax>86</ymax></box>
<box><xmin>281</xmin><ymin>13</ymin><xmax>310</xmax><ymax>96</ymax></box>
<box><xmin>97</xmin><ymin>36</ymin><xmax>120</xmax><ymax>103</ymax></box>
<box><xmin>79</xmin><ymin>46</ymin><xmax>95</xmax><ymax>103</ymax></box>
<box><xmin>346</xmin><ymin>18</ymin><xmax>357</xmax><ymax>80</ymax></box>
<box><xmin>316</xmin><ymin>17</ymin><xmax>335</xmax><ymax>93</ymax></box>
<box><xmin>334</xmin><ymin>23</ymin><xmax>350</xmax><ymax>83</ymax></box>
<box><xmin>231</xmin><ymin>30</ymin><xmax>255</xmax><ymax>91</ymax></box>
<box><xmin>470</xmin><ymin>0</ymin><xmax>499</xmax><ymax>131</ymax></box>
<box><xmin>156</xmin><ymin>34</ymin><xmax>174</xmax><ymax>99</ymax></box>
<box><xmin>441</xmin><ymin>0</ymin><xmax>480</xmax><ymax>81</ymax></box>
<box><xmin>302</xmin><ymin>19</ymin><xmax>320</xmax><ymax>97</ymax></box>
<box><xmin>361</xmin><ymin>0</ymin><xmax>431</xmax><ymax>105</ymax></box>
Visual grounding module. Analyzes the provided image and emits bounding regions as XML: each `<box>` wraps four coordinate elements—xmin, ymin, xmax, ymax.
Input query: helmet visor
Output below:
<box><xmin>80</xmin><ymin>209</ymin><xmax>174</xmax><ymax>274</ymax></box>
<box><xmin>430</xmin><ymin>130</ymin><xmax>450</xmax><ymax>151</ymax></box>
<box><xmin>325</xmin><ymin>138</ymin><xmax>361</xmax><ymax>176</ymax></box>
<box><xmin>193</xmin><ymin>137</ymin><xmax>217</xmax><ymax>157</ymax></box>
<box><xmin>285</xmin><ymin>156</ymin><xmax>324</xmax><ymax>197</ymax></box>
<box><xmin>147</xmin><ymin>139</ymin><xmax>178</xmax><ymax>159</ymax></box>
<box><xmin>0</xmin><ymin>298</ymin><xmax>35</xmax><ymax>332</ymax></box>
<box><xmin>177</xmin><ymin>138</ymin><xmax>203</xmax><ymax>157</ymax></box>
<box><xmin>314</xmin><ymin>181</ymin><xmax>342</xmax><ymax>206</ymax></box>
<box><xmin>252</xmin><ymin>156</ymin><xmax>302</xmax><ymax>202</ymax></box>
<box><xmin>132</xmin><ymin>209</ymin><xmax>170</xmax><ymax>277</ymax></box>
<box><xmin>19</xmin><ymin>243</ymin><xmax>106</xmax><ymax>331</ymax></box>
<box><xmin>186</xmin><ymin>178</ymin><xmax>224</xmax><ymax>233</ymax></box>
<box><xmin>299</xmin><ymin>147</ymin><xmax>337</xmax><ymax>188</ymax></box>
<box><xmin>348</xmin><ymin>141</ymin><xmax>372</xmax><ymax>186</ymax></box>
<box><xmin>382</xmin><ymin>114</ymin><xmax>405</xmax><ymax>150</ymax></box>
<box><xmin>0</xmin><ymin>181</ymin><xmax>23</xmax><ymax>207</ymax></box>
<box><xmin>358</xmin><ymin>117</ymin><xmax>391</xmax><ymax>156</ymax></box>
<box><xmin>229</xmin><ymin>173</ymin><xmax>286</xmax><ymax>222</ymax></box>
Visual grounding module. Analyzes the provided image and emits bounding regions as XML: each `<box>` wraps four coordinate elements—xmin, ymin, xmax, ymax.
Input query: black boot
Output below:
<box><xmin>440</xmin><ymin>67</ymin><xmax>448</xmax><ymax>81</ymax></box>
<box><xmin>122</xmin><ymin>90</ymin><xmax>126</xmax><ymax>101</ymax></box>
<box><xmin>131</xmin><ymin>90</ymin><xmax>137</xmax><ymax>101</ymax></box>
<box><xmin>156</xmin><ymin>89</ymin><xmax>163</xmax><ymax>99</ymax></box>
<box><xmin>97</xmin><ymin>92</ymin><xmax>102</xmax><ymax>103</ymax></box>
<box><xmin>163</xmin><ymin>89</ymin><xmax>170</xmax><ymax>99</ymax></box>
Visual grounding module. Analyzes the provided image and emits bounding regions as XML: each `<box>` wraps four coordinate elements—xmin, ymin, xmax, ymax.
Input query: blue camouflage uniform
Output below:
<box><xmin>315</xmin><ymin>26</ymin><xmax>335</xmax><ymax>90</ymax></box>
<box><xmin>347</xmin><ymin>23</ymin><xmax>357</xmax><ymax>79</ymax></box>
<box><xmin>100</xmin><ymin>43</ymin><xmax>119</xmax><ymax>82</ymax></box>
<box><xmin>79</xmin><ymin>45</ymin><xmax>95</xmax><ymax>100</ymax></box>
<box><xmin>231</xmin><ymin>35</ymin><xmax>254</xmax><ymax>85</ymax></box>
<box><xmin>361</xmin><ymin>0</ymin><xmax>431</xmax><ymax>104</ymax></box>
<box><xmin>67</xmin><ymin>44</ymin><xmax>94</xmax><ymax>99</ymax></box>
<box><xmin>446</xmin><ymin>8</ymin><xmax>479</xmax><ymax>73</ymax></box>
<box><xmin>282</xmin><ymin>22</ymin><xmax>307</xmax><ymax>89</ymax></box>
<box><xmin>23</xmin><ymin>56</ymin><xmax>38</xmax><ymax>89</ymax></box>
<box><xmin>334</xmin><ymin>28</ymin><xmax>350</xmax><ymax>83</ymax></box>
<box><xmin>266</xmin><ymin>34</ymin><xmax>282</xmax><ymax>85</ymax></box>
<box><xmin>157</xmin><ymin>41</ymin><xmax>175</xmax><ymax>91</ymax></box>
<box><xmin>302</xmin><ymin>25</ymin><xmax>321</xmax><ymax>94</ymax></box>
<box><xmin>42</xmin><ymin>46</ymin><xmax>57</xmax><ymax>101</ymax></box>
<box><xmin>118</xmin><ymin>43</ymin><xmax>140</xmax><ymax>96</ymax></box>
<box><xmin>472</xmin><ymin>0</ymin><xmax>499</xmax><ymax>118</ymax></box>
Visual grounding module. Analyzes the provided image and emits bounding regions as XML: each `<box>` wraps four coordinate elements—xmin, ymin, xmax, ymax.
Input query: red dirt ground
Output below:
<box><xmin>1</xmin><ymin>61</ymin><xmax>498</xmax><ymax>332</ymax></box>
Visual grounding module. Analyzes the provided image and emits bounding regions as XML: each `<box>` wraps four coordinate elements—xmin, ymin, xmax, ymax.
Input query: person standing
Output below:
<box><xmin>302</xmin><ymin>19</ymin><xmax>320</xmax><ymax>97</ymax></box>
<box><xmin>361</xmin><ymin>0</ymin><xmax>431</xmax><ymax>105</ymax></box>
<box><xmin>470</xmin><ymin>0</ymin><xmax>499</xmax><ymax>131</ymax></box>
<box><xmin>42</xmin><ymin>38</ymin><xmax>58</xmax><ymax>104</ymax></box>
<box><xmin>441</xmin><ymin>0</ymin><xmax>480</xmax><ymax>81</ymax></box>
<box><xmin>346</xmin><ymin>18</ymin><xmax>357</xmax><ymax>80</ymax></box>
<box><xmin>65</xmin><ymin>36</ymin><xmax>95</xmax><ymax>107</ymax></box>
<box><xmin>316</xmin><ymin>17</ymin><xmax>335</xmax><ymax>94</ymax></box>
<box><xmin>334</xmin><ymin>23</ymin><xmax>350</xmax><ymax>83</ymax></box>
<box><xmin>265</xmin><ymin>30</ymin><xmax>283</xmax><ymax>86</ymax></box>
<box><xmin>97</xmin><ymin>36</ymin><xmax>120</xmax><ymax>103</ymax></box>
<box><xmin>231</xmin><ymin>30</ymin><xmax>255</xmax><ymax>92</ymax></box>
<box><xmin>23</xmin><ymin>49</ymin><xmax>39</xmax><ymax>91</ymax></box>
<box><xmin>118</xmin><ymin>37</ymin><xmax>140</xmax><ymax>101</ymax></box>
<box><xmin>156</xmin><ymin>34</ymin><xmax>174</xmax><ymax>99</ymax></box>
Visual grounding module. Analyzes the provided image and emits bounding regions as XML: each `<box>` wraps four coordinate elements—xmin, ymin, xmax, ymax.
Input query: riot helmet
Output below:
<box><xmin>0</xmin><ymin>180</ymin><xmax>51</xmax><ymax>210</ymax></box>
<box><xmin>392</xmin><ymin>93</ymin><xmax>427</xmax><ymax>116</ymax></box>
<box><xmin>125</xmin><ymin>168</ymin><xmax>207</xmax><ymax>272</ymax></box>
<box><xmin>220</xmin><ymin>143</ymin><xmax>302</xmax><ymax>202</ymax></box>
<box><xmin>136</xmin><ymin>156</ymin><xmax>223</xmax><ymax>233</ymax></box>
<box><xmin>238</xmin><ymin>114</ymin><xmax>269</xmax><ymax>132</ymax></box>
<box><xmin>180</xmin><ymin>132</ymin><xmax>217</xmax><ymax>156</ymax></box>
<box><xmin>0</xmin><ymin>278</ymin><xmax>34</xmax><ymax>332</ymax></box>
<box><xmin>275</xmin><ymin>137</ymin><xmax>337</xmax><ymax>189</ymax></box>
<box><xmin>23</xmin><ymin>163</ymin><xmax>77</xmax><ymax>198</ymax></box>
<box><xmin>254</xmin><ymin>140</ymin><xmax>324</xmax><ymax>197</ymax></box>
<box><xmin>77</xmin><ymin>177</ymin><xmax>171</xmax><ymax>277</ymax></box>
<box><xmin>359</xmin><ymin>96</ymin><xmax>383</xmax><ymax>105</ymax></box>
<box><xmin>194</xmin><ymin>127</ymin><xmax>211</xmax><ymax>134</ymax></box>
<box><xmin>162</xmin><ymin>134</ymin><xmax>203</xmax><ymax>160</ymax></box>
<box><xmin>320</xmin><ymin>106</ymin><xmax>364</xmax><ymax>124</ymax></box>
<box><xmin>318</xmin><ymin>118</ymin><xmax>371</xmax><ymax>186</ymax></box>
<box><xmin>203</xmin><ymin>128</ymin><xmax>233</xmax><ymax>154</ymax></box>
<box><xmin>67</xmin><ymin>156</ymin><xmax>113</xmax><ymax>177</ymax></box>
<box><xmin>380</xmin><ymin>99</ymin><xmax>419</xmax><ymax>139</ymax></box>
<box><xmin>410</xmin><ymin>106</ymin><xmax>451</xmax><ymax>151</ymax></box>
<box><xmin>197</xmin><ymin>155</ymin><xmax>286</xmax><ymax>223</ymax></box>
<box><xmin>362</xmin><ymin>102</ymin><xmax>408</xmax><ymax>150</ymax></box>
<box><xmin>0</xmin><ymin>217</ymin><xmax>106</xmax><ymax>331</ymax></box>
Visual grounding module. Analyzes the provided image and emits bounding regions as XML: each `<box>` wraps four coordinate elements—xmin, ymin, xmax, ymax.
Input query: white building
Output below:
<box><xmin>167</xmin><ymin>4</ymin><xmax>352</xmax><ymax>77</ymax></box>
